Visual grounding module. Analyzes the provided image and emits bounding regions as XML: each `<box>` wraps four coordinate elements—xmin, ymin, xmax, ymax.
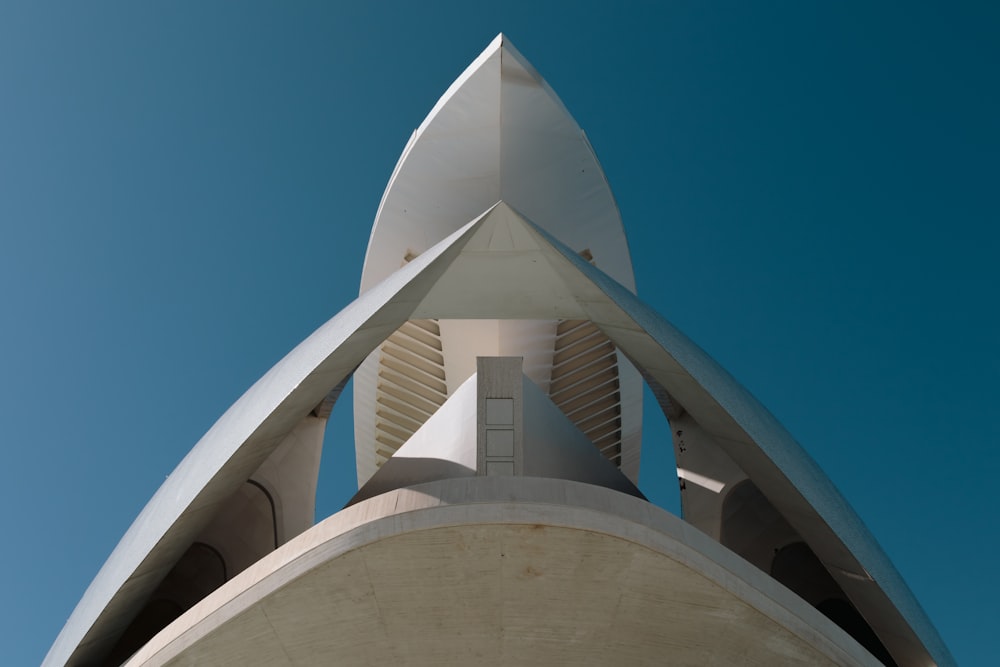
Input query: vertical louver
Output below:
<box><xmin>374</xmin><ymin>319</ymin><xmax>447</xmax><ymax>466</ymax></box>
<box><xmin>548</xmin><ymin>319</ymin><xmax>623</xmax><ymax>467</ymax></box>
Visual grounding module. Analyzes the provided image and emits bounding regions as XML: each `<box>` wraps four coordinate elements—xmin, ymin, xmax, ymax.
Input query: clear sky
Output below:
<box><xmin>3</xmin><ymin>2</ymin><xmax>996</xmax><ymax>664</ymax></box>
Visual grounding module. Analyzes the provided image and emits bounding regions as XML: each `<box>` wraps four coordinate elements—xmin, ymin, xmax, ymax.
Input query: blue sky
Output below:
<box><xmin>3</xmin><ymin>2</ymin><xmax>996</xmax><ymax>664</ymax></box>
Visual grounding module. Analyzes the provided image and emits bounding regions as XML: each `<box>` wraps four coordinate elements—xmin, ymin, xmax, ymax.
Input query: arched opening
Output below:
<box><xmin>721</xmin><ymin>481</ymin><xmax>896</xmax><ymax>665</ymax></box>
<box><xmin>772</xmin><ymin>543</ymin><xmax>896</xmax><ymax>666</ymax></box>
<box><xmin>106</xmin><ymin>542</ymin><xmax>226</xmax><ymax>665</ymax></box>
<box><xmin>720</xmin><ymin>479</ymin><xmax>799</xmax><ymax>572</ymax></box>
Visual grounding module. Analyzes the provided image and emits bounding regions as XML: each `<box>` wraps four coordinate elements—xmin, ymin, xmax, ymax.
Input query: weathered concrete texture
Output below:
<box><xmin>123</xmin><ymin>478</ymin><xmax>879</xmax><ymax>667</ymax></box>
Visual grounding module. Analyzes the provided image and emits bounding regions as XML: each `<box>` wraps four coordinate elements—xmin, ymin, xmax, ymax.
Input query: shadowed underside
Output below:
<box><xmin>120</xmin><ymin>478</ymin><xmax>880</xmax><ymax>667</ymax></box>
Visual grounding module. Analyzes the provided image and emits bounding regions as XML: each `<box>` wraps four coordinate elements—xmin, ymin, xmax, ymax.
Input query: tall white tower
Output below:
<box><xmin>46</xmin><ymin>35</ymin><xmax>953</xmax><ymax>667</ymax></box>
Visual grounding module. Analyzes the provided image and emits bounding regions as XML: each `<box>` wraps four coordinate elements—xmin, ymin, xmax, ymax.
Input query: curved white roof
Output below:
<box><xmin>46</xmin><ymin>36</ymin><xmax>954</xmax><ymax>667</ymax></box>
<box><xmin>49</xmin><ymin>205</ymin><xmax>954</xmax><ymax>665</ymax></box>
<box><xmin>353</xmin><ymin>35</ymin><xmax>643</xmax><ymax>487</ymax></box>
<box><xmin>360</xmin><ymin>34</ymin><xmax>635</xmax><ymax>294</ymax></box>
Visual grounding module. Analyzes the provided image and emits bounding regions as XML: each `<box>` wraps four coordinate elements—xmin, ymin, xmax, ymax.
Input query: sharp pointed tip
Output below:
<box><xmin>491</xmin><ymin>32</ymin><xmax>518</xmax><ymax>53</ymax></box>
<box><xmin>487</xmin><ymin>33</ymin><xmax>506</xmax><ymax>51</ymax></box>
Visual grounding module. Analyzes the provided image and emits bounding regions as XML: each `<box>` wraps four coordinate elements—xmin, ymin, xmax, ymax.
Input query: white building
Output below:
<box><xmin>45</xmin><ymin>35</ymin><xmax>953</xmax><ymax>667</ymax></box>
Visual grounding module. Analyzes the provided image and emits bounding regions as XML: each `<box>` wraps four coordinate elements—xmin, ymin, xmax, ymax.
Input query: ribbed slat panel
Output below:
<box><xmin>398</xmin><ymin>321</ymin><xmax>444</xmax><ymax>351</ymax></box>
<box><xmin>550</xmin><ymin>365</ymin><xmax>617</xmax><ymax>402</ymax></box>
<box><xmin>378</xmin><ymin>368</ymin><xmax>448</xmax><ymax>406</ymax></box>
<box><xmin>548</xmin><ymin>320</ymin><xmax>623</xmax><ymax>468</ymax></box>
<box><xmin>382</xmin><ymin>343</ymin><xmax>446</xmax><ymax>381</ymax></box>
<box><xmin>378</xmin><ymin>382</ymin><xmax>441</xmax><ymax>417</ymax></box>
<box><xmin>374</xmin><ymin>319</ymin><xmax>447</xmax><ymax>466</ymax></box>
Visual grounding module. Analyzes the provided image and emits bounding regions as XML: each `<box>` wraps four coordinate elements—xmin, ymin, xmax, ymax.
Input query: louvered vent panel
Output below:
<box><xmin>374</xmin><ymin>319</ymin><xmax>447</xmax><ymax>467</ymax></box>
<box><xmin>548</xmin><ymin>319</ymin><xmax>623</xmax><ymax>467</ymax></box>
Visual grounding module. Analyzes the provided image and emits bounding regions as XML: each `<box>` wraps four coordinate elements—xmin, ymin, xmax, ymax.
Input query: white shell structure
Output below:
<box><xmin>45</xmin><ymin>35</ymin><xmax>954</xmax><ymax>667</ymax></box>
<box><xmin>354</xmin><ymin>35</ymin><xmax>642</xmax><ymax>487</ymax></box>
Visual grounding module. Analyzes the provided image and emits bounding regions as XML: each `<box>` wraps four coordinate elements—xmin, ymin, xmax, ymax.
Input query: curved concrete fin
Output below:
<box><xmin>354</xmin><ymin>35</ymin><xmax>642</xmax><ymax>500</ymax></box>
<box><xmin>350</xmin><ymin>373</ymin><xmax>479</xmax><ymax>505</ymax></box>
<box><xmin>49</xmin><ymin>200</ymin><xmax>951</xmax><ymax>667</ymax></box>
<box><xmin>350</xmin><ymin>369</ymin><xmax>642</xmax><ymax>506</ymax></box>
<box><xmin>496</xmin><ymin>209</ymin><xmax>954</xmax><ymax>667</ymax></box>
<box><xmin>361</xmin><ymin>34</ymin><xmax>635</xmax><ymax>294</ymax></box>
<box><xmin>50</xmin><ymin>32</ymin><xmax>954</xmax><ymax>667</ymax></box>
<box><xmin>521</xmin><ymin>375</ymin><xmax>644</xmax><ymax>499</ymax></box>
<box><xmin>392</xmin><ymin>200</ymin><xmax>949</xmax><ymax>667</ymax></box>
<box><xmin>44</xmin><ymin>208</ymin><xmax>498</xmax><ymax>667</ymax></box>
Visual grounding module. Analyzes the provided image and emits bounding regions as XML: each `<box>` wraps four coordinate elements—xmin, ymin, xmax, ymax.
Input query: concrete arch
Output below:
<box><xmin>46</xmin><ymin>203</ymin><xmax>953</xmax><ymax>667</ymax></box>
<box><xmin>360</xmin><ymin>34</ymin><xmax>635</xmax><ymax>295</ymax></box>
<box><xmin>45</xmin><ymin>210</ymin><xmax>492</xmax><ymax>667</ymax></box>
<box><xmin>354</xmin><ymin>34</ymin><xmax>642</xmax><ymax>489</ymax></box>
<box><xmin>121</xmin><ymin>478</ymin><xmax>881</xmax><ymax>667</ymax></box>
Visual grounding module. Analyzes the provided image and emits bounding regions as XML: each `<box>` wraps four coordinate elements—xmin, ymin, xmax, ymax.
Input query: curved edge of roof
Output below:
<box><xmin>42</xmin><ymin>212</ymin><xmax>494</xmax><ymax>667</ymax></box>
<box><xmin>360</xmin><ymin>33</ymin><xmax>636</xmax><ymax>295</ymax></box>
<box><xmin>529</xmin><ymin>220</ymin><xmax>956</xmax><ymax>667</ymax></box>
<box><xmin>358</xmin><ymin>36</ymin><xmax>505</xmax><ymax>290</ymax></box>
<box><xmin>123</xmin><ymin>477</ymin><xmax>881</xmax><ymax>667</ymax></box>
<box><xmin>48</xmin><ymin>201</ymin><xmax>954</xmax><ymax>667</ymax></box>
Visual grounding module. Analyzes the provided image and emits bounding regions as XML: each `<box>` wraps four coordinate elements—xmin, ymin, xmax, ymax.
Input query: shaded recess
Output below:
<box><xmin>721</xmin><ymin>480</ymin><xmax>896</xmax><ymax>665</ymax></box>
<box><xmin>549</xmin><ymin>319</ymin><xmax>624</xmax><ymax>467</ymax></box>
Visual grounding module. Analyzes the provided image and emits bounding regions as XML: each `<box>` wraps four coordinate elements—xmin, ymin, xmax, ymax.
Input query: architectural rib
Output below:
<box><xmin>354</xmin><ymin>34</ymin><xmax>642</xmax><ymax>487</ymax></box>
<box><xmin>43</xmin><ymin>214</ymin><xmax>491</xmax><ymax>667</ymax></box>
<box><xmin>46</xmin><ymin>35</ymin><xmax>955</xmax><ymax>667</ymax></box>
<box><xmin>48</xmin><ymin>201</ymin><xmax>953</xmax><ymax>666</ymax></box>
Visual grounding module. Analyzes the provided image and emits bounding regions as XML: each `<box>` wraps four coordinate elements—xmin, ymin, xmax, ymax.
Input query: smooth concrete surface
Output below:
<box><xmin>47</xmin><ymin>33</ymin><xmax>955</xmax><ymax>667</ymax></box>
<box><xmin>122</xmin><ymin>478</ymin><xmax>880</xmax><ymax>667</ymax></box>
<box><xmin>44</xmin><ymin>213</ymin><xmax>497</xmax><ymax>667</ymax></box>
<box><xmin>352</xmin><ymin>369</ymin><xmax>642</xmax><ymax>506</ymax></box>
<box><xmin>48</xmin><ymin>201</ymin><xmax>954</xmax><ymax>666</ymax></box>
<box><xmin>476</xmin><ymin>357</ymin><xmax>524</xmax><ymax>476</ymax></box>
<box><xmin>476</xmin><ymin>205</ymin><xmax>954</xmax><ymax>666</ymax></box>
<box><xmin>353</xmin><ymin>34</ymin><xmax>643</xmax><ymax>488</ymax></box>
<box><xmin>360</xmin><ymin>34</ymin><xmax>635</xmax><ymax>294</ymax></box>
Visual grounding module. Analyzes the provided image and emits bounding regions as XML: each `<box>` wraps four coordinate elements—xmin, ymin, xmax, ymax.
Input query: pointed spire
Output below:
<box><xmin>361</xmin><ymin>36</ymin><xmax>635</xmax><ymax>296</ymax></box>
